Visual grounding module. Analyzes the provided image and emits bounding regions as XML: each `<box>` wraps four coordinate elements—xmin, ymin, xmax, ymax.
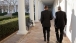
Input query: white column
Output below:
<box><xmin>35</xmin><ymin>0</ymin><xmax>39</xmax><ymax>22</ymax></box>
<box><xmin>14</xmin><ymin>5</ymin><xmax>17</xmax><ymax>12</ymax></box>
<box><xmin>8</xmin><ymin>4</ymin><xmax>10</xmax><ymax>13</ymax></box>
<box><xmin>38</xmin><ymin>1</ymin><xmax>44</xmax><ymax>20</ymax></box>
<box><xmin>58</xmin><ymin>0</ymin><xmax>60</xmax><ymax>6</ymax></box>
<box><xmin>1</xmin><ymin>9</ymin><xmax>3</xmax><ymax>13</ymax></box>
<box><xmin>29</xmin><ymin>0</ymin><xmax>35</xmax><ymax>26</ymax></box>
<box><xmin>17</xmin><ymin>0</ymin><xmax>28</xmax><ymax>34</ymax></box>
<box><xmin>16</xmin><ymin>6</ymin><xmax>18</xmax><ymax>12</ymax></box>
<box><xmin>38</xmin><ymin>1</ymin><xmax>41</xmax><ymax>20</ymax></box>
<box><xmin>5</xmin><ymin>9</ymin><xmax>7</xmax><ymax>12</ymax></box>
<box><xmin>7</xmin><ymin>0</ymin><xmax>10</xmax><ymax>13</ymax></box>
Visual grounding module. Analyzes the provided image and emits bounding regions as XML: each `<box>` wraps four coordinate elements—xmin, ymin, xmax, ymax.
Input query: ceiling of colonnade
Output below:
<box><xmin>41</xmin><ymin>0</ymin><xmax>55</xmax><ymax>8</ymax></box>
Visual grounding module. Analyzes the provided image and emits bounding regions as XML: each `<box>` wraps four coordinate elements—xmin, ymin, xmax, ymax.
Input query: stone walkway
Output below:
<box><xmin>0</xmin><ymin>20</ymin><xmax>71</xmax><ymax>43</ymax></box>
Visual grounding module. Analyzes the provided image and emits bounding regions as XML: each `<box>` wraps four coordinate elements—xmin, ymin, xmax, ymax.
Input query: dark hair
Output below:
<box><xmin>44</xmin><ymin>6</ymin><xmax>48</xmax><ymax>9</ymax></box>
<box><xmin>58</xmin><ymin>6</ymin><xmax>61</xmax><ymax>10</ymax></box>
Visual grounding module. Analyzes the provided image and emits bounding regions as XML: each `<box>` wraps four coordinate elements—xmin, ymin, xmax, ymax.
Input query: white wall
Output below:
<box><xmin>66</xmin><ymin>1</ymin><xmax>72</xmax><ymax>41</ymax></box>
<box><xmin>53</xmin><ymin>0</ymin><xmax>72</xmax><ymax>42</ymax></box>
<box><xmin>72</xmin><ymin>8</ymin><xmax>76</xmax><ymax>43</ymax></box>
<box><xmin>52</xmin><ymin>0</ymin><xmax>58</xmax><ymax>18</ymax></box>
<box><xmin>72</xmin><ymin>0</ymin><xmax>76</xmax><ymax>43</ymax></box>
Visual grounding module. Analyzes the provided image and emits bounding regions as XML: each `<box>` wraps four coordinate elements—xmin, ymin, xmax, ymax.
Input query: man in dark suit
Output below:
<box><xmin>55</xmin><ymin>6</ymin><xmax>67</xmax><ymax>43</ymax></box>
<box><xmin>40</xmin><ymin>6</ymin><xmax>53</xmax><ymax>43</ymax></box>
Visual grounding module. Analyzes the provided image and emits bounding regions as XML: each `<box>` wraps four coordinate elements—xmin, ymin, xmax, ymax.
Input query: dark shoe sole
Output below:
<box><xmin>56</xmin><ymin>41</ymin><xmax>59</xmax><ymax>43</ymax></box>
<box><xmin>47</xmin><ymin>41</ymin><xmax>50</xmax><ymax>43</ymax></box>
<box><xmin>44</xmin><ymin>39</ymin><xmax>46</xmax><ymax>42</ymax></box>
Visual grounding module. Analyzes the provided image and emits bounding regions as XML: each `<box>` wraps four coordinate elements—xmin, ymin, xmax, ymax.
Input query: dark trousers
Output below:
<box><xmin>43</xmin><ymin>27</ymin><xmax>50</xmax><ymax>41</ymax></box>
<box><xmin>55</xmin><ymin>27</ymin><xmax>64</xmax><ymax>43</ymax></box>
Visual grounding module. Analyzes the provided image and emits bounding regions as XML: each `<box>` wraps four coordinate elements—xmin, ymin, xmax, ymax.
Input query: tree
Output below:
<box><xmin>0</xmin><ymin>1</ymin><xmax>7</xmax><ymax>13</ymax></box>
<box><xmin>4</xmin><ymin>0</ymin><xmax>13</xmax><ymax>13</ymax></box>
<box><xmin>11</xmin><ymin>0</ymin><xmax>17</xmax><ymax>12</ymax></box>
<box><xmin>25</xmin><ymin>0</ymin><xmax>29</xmax><ymax>13</ymax></box>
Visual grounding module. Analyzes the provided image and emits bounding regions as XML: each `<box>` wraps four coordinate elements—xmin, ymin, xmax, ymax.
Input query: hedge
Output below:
<box><xmin>25</xmin><ymin>13</ymin><xmax>29</xmax><ymax>15</ymax></box>
<box><xmin>12</xmin><ymin>12</ymin><xmax>18</xmax><ymax>16</ymax></box>
<box><xmin>12</xmin><ymin>12</ymin><xmax>29</xmax><ymax>16</ymax></box>
<box><xmin>0</xmin><ymin>18</ymin><xmax>18</xmax><ymax>41</ymax></box>
<box><xmin>0</xmin><ymin>12</ymin><xmax>7</xmax><ymax>16</ymax></box>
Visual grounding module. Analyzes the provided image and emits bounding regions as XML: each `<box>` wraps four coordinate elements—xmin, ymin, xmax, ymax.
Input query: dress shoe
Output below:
<box><xmin>44</xmin><ymin>39</ymin><xmax>46</xmax><ymax>42</ymax></box>
<box><xmin>56</xmin><ymin>41</ymin><xmax>59</xmax><ymax>43</ymax></box>
<box><xmin>47</xmin><ymin>41</ymin><xmax>49</xmax><ymax>43</ymax></box>
<box><xmin>59</xmin><ymin>42</ymin><xmax>62</xmax><ymax>43</ymax></box>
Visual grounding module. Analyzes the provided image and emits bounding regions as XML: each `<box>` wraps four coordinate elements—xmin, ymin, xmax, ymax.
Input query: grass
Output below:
<box><xmin>0</xmin><ymin>16</ymin><xmax>17</xmax><ymax>21</ymax></box>
<box><xmin>0</xmin><ymin>18</ymin><xmax>18</xmax><ymax>25</ymax></box>
<box><xmin>0</xmin><ymin>16</ymin><xmax>10</xmax><ymax>18</ymax></box>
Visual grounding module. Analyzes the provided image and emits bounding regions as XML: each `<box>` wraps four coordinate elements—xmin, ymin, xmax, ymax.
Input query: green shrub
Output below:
<box><xmin>12</xmin><ymin>12</ymin><xmax>29</xmax><ymax>16</ymax></box>
<box><xmin>0</xmin><ymin>18</ymin><xmax>18</xmax><ymax>41</ymax></box>
<box><xmin>12</xmin><ymin>12</ymin><xmax>18</xmax><ymax>16</ymax></box>
<box><xmin>3</xmin><ymin>12</ymin><xmax>7</xmax><ymax>15</ymax></box>
<box><xmin>25</xmin><ymin>13</ymin><xmax>29</xmax><ymax>15</ymax></box>
<box><xmin>0</xmin><ymin>12</ymin><xmax>7</xmax><ymax>16</ymax></box>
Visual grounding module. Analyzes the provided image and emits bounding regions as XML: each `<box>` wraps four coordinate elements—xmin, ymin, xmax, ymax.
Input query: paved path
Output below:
<box><xmin>1</xmin><ymin>20</ymin><xmax>71</xmax><ymax>43</ymax></box>
<box><xmin>17</xmin><ymin>20</ymin><xmax>71</xmax><ymax>43</ymax></box>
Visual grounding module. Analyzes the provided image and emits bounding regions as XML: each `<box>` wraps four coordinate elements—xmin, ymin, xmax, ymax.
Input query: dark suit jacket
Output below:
<box><xmin>55</xmin><ymin>11</ymin><xmax>67</xmax><ymax>28</ymax></box>
<box><xmin>40</xmin><ymin>10</ymin><xmax>53</xmax><ymax>27</ymax></box>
